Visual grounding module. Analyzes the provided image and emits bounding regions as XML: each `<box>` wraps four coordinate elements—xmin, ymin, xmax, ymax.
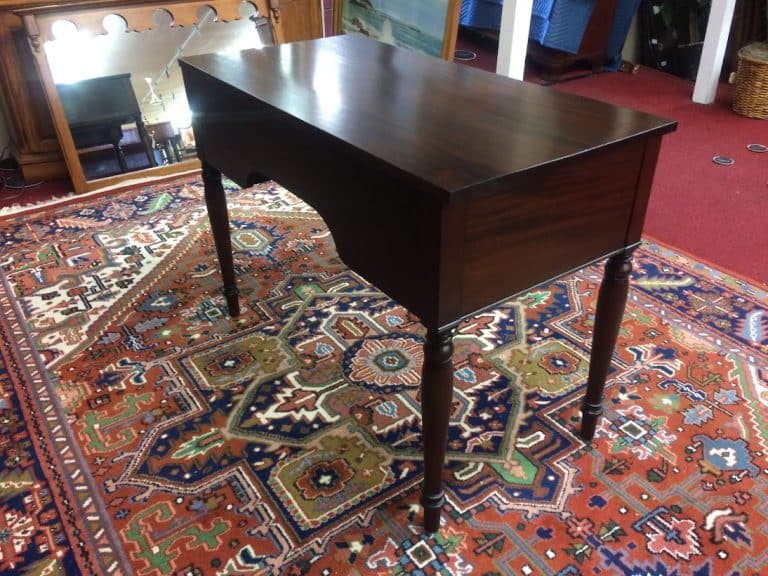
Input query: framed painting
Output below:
<box><xmin>333</xmin><ymin>0</ymin><xmax>461</xmax><ymax>60</ymax></box>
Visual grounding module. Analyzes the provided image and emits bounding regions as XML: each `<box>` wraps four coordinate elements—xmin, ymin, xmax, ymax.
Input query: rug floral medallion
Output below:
<box><xmin>0</xmin><ymin>175</ymin><xmax>766</xmax><ymax>575</ymax></box>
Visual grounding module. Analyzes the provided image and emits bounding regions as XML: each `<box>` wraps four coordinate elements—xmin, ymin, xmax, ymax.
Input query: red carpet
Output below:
<box><xmin>2</xmin><ymin>176</ymin><xmax>767</xmax><ymax>574</ymax></box>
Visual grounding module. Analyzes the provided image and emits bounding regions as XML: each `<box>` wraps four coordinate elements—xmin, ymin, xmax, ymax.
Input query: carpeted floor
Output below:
<box><xmin>1</xmin><ymin>175</ymin><xmax>766</xmax><ymax>575</ymax></box>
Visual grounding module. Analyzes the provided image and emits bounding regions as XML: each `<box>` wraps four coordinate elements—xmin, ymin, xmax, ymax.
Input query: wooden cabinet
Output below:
<box><xmin>276</xmin><ymin>0</ymin><xmax>323</xmax><ymax>43</ymax></box>
<box><xmin>0</xmin><ymin>10</ymin><xmax>64</xmax><ymax>180</ymax></box>
<box><xmin>0</xmin><ymin>0</ymin><xmax>323</xmax><ymax>184</ymax></box>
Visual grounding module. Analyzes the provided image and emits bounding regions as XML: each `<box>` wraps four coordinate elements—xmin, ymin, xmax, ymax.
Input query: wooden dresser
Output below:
<box><xmin>0</xmin><ymin>0</ymin><xmax>323</xmax><ymax>183</ymax></box>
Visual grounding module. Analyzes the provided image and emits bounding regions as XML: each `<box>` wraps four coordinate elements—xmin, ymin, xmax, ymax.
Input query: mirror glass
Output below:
<box><xmin>43</xmin><ymin>3</ymin><xmax>272</xmax><ymax>181</ymax></box>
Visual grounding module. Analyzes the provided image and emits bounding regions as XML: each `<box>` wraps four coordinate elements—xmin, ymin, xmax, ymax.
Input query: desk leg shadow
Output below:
<box><xmin>580</xmin><ymin>249</ymin><xmax>635</xmax><ymax>440</ymax></box>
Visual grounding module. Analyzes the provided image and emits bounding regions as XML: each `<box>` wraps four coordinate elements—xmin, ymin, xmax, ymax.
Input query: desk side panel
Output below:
<box><xmin>459</xmin><ymin>139</ymin><xmax>645</xmax><ymax>315</ymax></box>
<box><xmin>625</xmin><ymin>135</ymin><xmax>663</xmax><ymax>245</ymax></box>
<box><xmin>183</xmin><ymin>66</ymin><xmax>447</xmax><ymax>327</ymax></box>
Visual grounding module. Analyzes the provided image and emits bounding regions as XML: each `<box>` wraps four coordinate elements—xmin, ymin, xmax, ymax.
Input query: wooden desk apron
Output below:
<box><xmin>180</xmin><ymin>35</ymin><xmax>676</xmax><ymax>534</ymax></box>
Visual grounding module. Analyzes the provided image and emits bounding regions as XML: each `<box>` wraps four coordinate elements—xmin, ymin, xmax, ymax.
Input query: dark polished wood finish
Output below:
<box><xmin>201</xmin><ymin>163</ymin><xmax>241</xmax><ymax>317</ymax></box>
<box><xmin>180</xmin><ymin>35</ymin><xmax>676</xmax><ymax>533</ymax></box>
<box><xmin>580</xmin><ymin>249</ymin><xmax>634</xmax><ymax>440</ymax></box>
<box><xmin>420</xmin><ymin>328</ymin><xmax>455</xmax><ymax>534</ymax></box>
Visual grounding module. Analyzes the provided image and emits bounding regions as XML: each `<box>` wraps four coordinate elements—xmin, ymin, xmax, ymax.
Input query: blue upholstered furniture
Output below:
<box><xmin>459</xmin><ymin>0</ymin><xmax>640</xmax><ymax>70</ymax></box>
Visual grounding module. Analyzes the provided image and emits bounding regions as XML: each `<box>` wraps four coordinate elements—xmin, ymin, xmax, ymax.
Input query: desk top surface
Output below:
<box><xmin>182</xmin><ymin>35</ymin><xmax>675</xmax><ymax>196</ymax></box>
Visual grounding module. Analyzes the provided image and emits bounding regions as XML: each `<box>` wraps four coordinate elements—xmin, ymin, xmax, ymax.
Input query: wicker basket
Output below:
<box><xmin>733</xmin><ymin>42</ymin><xmax>768</xmax><ymax>119</ymax></box>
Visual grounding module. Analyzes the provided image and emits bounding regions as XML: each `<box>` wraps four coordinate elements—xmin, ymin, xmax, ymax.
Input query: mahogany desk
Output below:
<box><xmin>180</xmin><ymin>35</ymin><xmax>676</xmax><ymax>534</ymax></box>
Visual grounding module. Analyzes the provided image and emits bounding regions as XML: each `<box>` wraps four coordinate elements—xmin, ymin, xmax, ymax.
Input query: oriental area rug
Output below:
<box><xmin>1</xmin><ymin>174</ymin><xmax>767</xmax><ymax>576</ymax></box>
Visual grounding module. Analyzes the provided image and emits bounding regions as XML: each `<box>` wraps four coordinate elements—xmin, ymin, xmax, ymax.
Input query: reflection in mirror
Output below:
<box><xmin>43</xmin><ymin>3</ymin><xmax>273</xmax><ymax>181</ymax></box>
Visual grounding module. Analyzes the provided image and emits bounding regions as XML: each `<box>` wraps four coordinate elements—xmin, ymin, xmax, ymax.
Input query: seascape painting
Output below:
<box><xmin>337</xmin><ymin>0</ymin><xmax>452</xmax><ymax>58</ymax></box>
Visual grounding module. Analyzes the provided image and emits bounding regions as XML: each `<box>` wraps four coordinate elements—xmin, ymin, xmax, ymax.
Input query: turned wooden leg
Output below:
<box><xmin>420</xmin><ymin>328</ymin><xmax>455</xmax><ymax>534</ymax></box>
<box><xmin>580</xmin><ymin>249</ymin><xmax>634</xmax><ymax>440</ymax></box>
<box><xmin>201</xmin><ymin>162</ymin><xmax>240</xmax><ymax>317</ymax></box>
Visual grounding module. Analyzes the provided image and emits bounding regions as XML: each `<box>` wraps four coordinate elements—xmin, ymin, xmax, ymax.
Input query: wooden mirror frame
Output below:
<box><xmin>17</xmin><ymin>0</ymin><xmax>278</xmax><ymax>193</ymax></box>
